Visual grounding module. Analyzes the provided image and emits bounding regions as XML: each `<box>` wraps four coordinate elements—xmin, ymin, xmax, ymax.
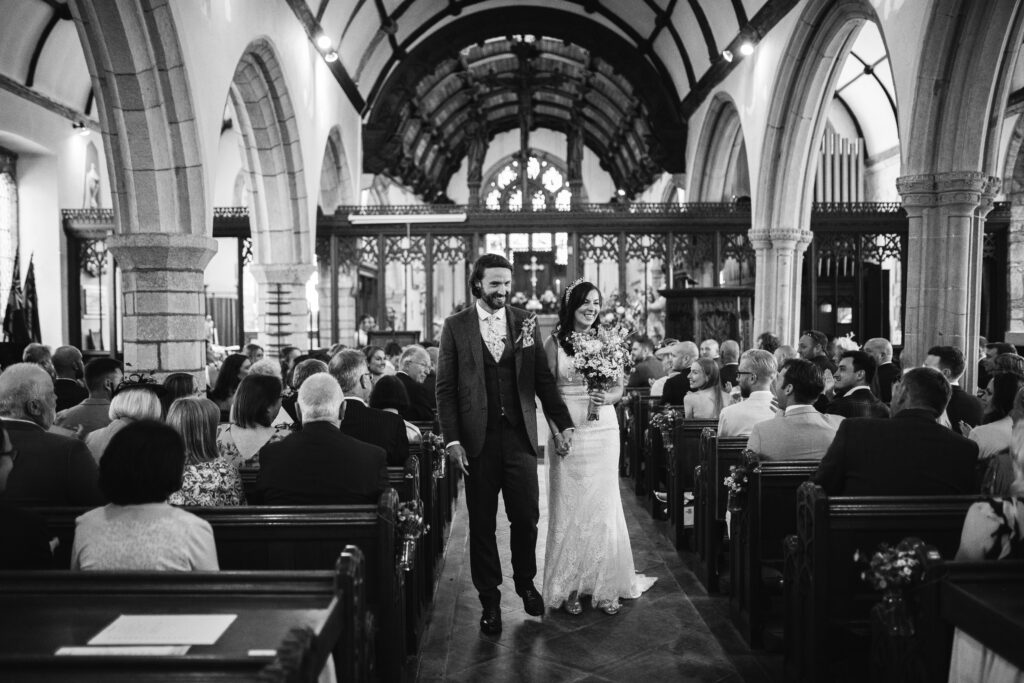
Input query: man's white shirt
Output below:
<box><xmin>717</xmin><ymin>390</ymin><xmax>777</xmax><ymax>437</ymax></box>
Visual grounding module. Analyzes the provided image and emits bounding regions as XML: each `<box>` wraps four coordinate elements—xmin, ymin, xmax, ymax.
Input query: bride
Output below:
<box><xmin>542</xmin><ymin>279</ymin><xmax>657</xmax><ymax>615</ymax></box>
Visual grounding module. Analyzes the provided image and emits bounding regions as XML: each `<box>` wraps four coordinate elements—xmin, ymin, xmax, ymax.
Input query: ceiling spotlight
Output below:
<box><xmin>739</xmin><ymin>41</ymin><xmax>754</xmax><ymax>57</ymax></box>
<box><xmin>616</xmin><ymin>189</ymin><xmax>626</xmax><ymax>197</ymax></box>
<box><xmin>315</xmin><ymin>34</ymin><xmax>333</xmax><ymax>51</ymax></box>
<box><xmin>72</xmin><ymin>121</ymin><xmax>89</xmax><ymax>137</ymax></box>
<box><xmin>721</xmin><ymin>49</ymin><xmax>734</xmax><ymax>63</ymax></box>
<box><xmin>325</xmin><ymin>51</ymin><xmax>338</xmax><ymax>63</ymax></box>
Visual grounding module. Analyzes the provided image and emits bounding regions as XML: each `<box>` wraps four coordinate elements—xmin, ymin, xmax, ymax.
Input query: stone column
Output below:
<box><xmin>107</xmin><ymin>233</ymin><xmax>217</xmax><ymax>379</ymax></box>
<box><xmin>249</xmin><ymin>262</ymin><xmax>316</xmax><ymax>357</ymax></box>
<box><xmin>1009</xmin><ymin>199</ymin><xmax>1024</xmax><ymax>332</ymax></box>
<box><xmin>750</xmin><ymin>227</ymin><xmax>812</xmax><ymax>346</ymax></box>
<box><xmin>897</xmin><ymin>172</ymin><xmax>998</xmax><ymax>378</ymax></box>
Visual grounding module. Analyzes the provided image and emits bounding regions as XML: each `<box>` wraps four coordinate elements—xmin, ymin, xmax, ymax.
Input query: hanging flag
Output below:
<box><xmin>23</xmin><ymin>255</ymin><xmax>40</xmax><ymax>343</ymax></box>
<box><xmin>2</xmin><ymin>247</ymin><xmax>29</xmax><ymax>347</ymax></box>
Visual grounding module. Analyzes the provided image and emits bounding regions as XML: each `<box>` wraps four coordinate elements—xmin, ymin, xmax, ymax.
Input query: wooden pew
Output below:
<box><xmin>668</xmin><ymin>418</ymin><xmax>717</xmax><ymax>550</ymax></box>
<box><xmin>0</xmin><ymin>546</ymin><xmax>369</xmax><ymax>682</ymax></box>
<box><xmin>692</xmin><ymin>428</ymin><xmax>747</xmax><ymax>593</ymax></box>
<box><xmin>620</xmin><ymin>389</ymin><xmax>649</xmax><ymax>484</ymax></box>
<box><xmin>729</xmin><ymin>456</ymin><xmax>818</xmax><ymax>647</ymax></box>
<box><xmin>783</xmin><ymin>482</ymin><xmax>977</xmax><ymax>683</ymax></box>
<box><xmin>32</xmin><ymin>490</ymin><xmax>409</xmax><ymax>683</ymax></box>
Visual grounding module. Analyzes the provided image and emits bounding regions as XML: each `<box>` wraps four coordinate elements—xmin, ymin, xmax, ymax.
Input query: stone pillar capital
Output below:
<box><xmin>747</xmin><ymin>229</ymin><xmax>772</xmax><ymax>250</ymax></box>
<box><xmin>249</xmin><ymin>262</ymin><xmax>317</xmax><ymax>286</ymax></box>
<box><xmin>106</xmin><ymin>233</ymin><xmax>216</xmax><ymax>272</ymax></box>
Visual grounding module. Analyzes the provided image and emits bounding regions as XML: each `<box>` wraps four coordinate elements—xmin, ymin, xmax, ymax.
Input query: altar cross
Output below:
<box><xmin>522</xmin><ymin>256</ymin><xmax>545</xmax><ymax>299</ymax></box>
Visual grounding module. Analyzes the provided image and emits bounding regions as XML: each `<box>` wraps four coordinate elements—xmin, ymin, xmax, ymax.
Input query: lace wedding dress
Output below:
<box><xmin>542</xmin><ymin>344</ymin><xmax>657</xmax><ymax>609</ymax></box>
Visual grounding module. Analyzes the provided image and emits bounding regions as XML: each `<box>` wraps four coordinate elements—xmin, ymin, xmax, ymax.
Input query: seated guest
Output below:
<box><xmin>757</xmin><ymin>332</ymin><xmax>780</xmax><ymax>354</ymax></box>
<box><xmin>52</xmin><ymin>345</ymin><xmax>88</xmax><ymax>411</ymax></box>
<box><xmin>719</xmin><ymin>340</ymin><xmax>740</xmax><ymax>390</ymax></box>
<box><xmin>660</xmin><ymin>341</ymin><xmax>699</xmax><ymax>405</ymax></box>
<box><xmin>331</xmin><ymin>350</ymin><xmax>411</xmax><ymax>465</ymax></box>
<box><xmin>243</xmin><ymin>342</ymin><xmax>264</xmax><ymax>364</ymax></box>
<box><xmin>85</xmin><ymin>383</ymin><xmax>162</xmax><ymax>462</ymax></box>
<box><xmin>699</xmin><ymin>339</ymin><xmax>720</xmax><ymax>363</ymax></box>
<box><xmin>626</xmin><ymin>336</ymin><xmax>665</xmax><ymax>388</ymax></box>
<box><xmin>748</xmin><ymin>358</ymin><xmax>843</xmax><ymax>461</ymax></box>
<box><xmin>370</xmin><ymin>375</ymin><xmax>423</xmax><ymax>447</ymax></box>
<box><xmin>830</xmin><ymin>335</ymin><xmax>860</xmax><ymax>368</ymax></box>
<box><xmin>822</xmin><ymin>351</ymin><xmax>890</xmax><ymax>419</ymax></box>
<box><xmin>163</xmin><ymin>372</ymin><xmax>199</xmax><ymax>403</ymax></box>
<box><xmin>395</xmin><ymin>345</ymin><xmax>436</xmax><ymax>422</ymax></box>
<box><xmin>54</xmin><ymin>357</ymin><xmax>123</xmax><ymax>436</ymax></box>
<box><xmin>0</xmin><ymin>501</ymin><xmax>53</xmax><ymax>568</ymax></box>
<box><xmin>71</xmin><ymin>420</ymin><xmax>218</xmax><ymax>570</ymax></box>
<box><xmin>864</xmin><ymin>337</ymin><xmax>900</xmax><ymax>403</ymax></box>
<box><xmin>279</xmin><ymin>345</ymin><xmax>301</xmax><ymax>386</ymax></box>
<box><xmin>280</xmin><ymin>358</ymin><xmax>328</xmax><ymax>426</ymax></box>
<box><xmin>252</xmin><ymin>374</ymin><xmax>387</xmax><ymax>505</ymax></box>
<box><xmin>774</xmin><ymin>345</ymin><xmax>798</xmax><ymax>367</ymax></box>
<box><xmin>683</xmin><ymin>358</ymin><xmax>729</xmax><ymax>419</ymax></box>
<box><xmin>967</xmin><ymin>373</ymin><xmax>1018</xmax><ymax>459</ymax></box>
<box><xmin>216</xmin><ymin>374</ymin><xmax>289</xmax><ymax>466</ymax></box>
<box><xmin>364</xmin><ymin>345</ymin><xmax>388</xmax><ymax>387</ymax></box>
<box><xmin>168</xmin><ymin>397</ymin><xmax>244</xmax><ymax>506</ymax></box>
<box><xmin>924</xmin><ymin>345</ymin><xmax>984</xmax><ymax>430</ymax></box>
<box><xmin>384</xmin><ymin>341</ymin><xmax>403</xmax><ymax>374</ymax></box>
<box><xmin>423</xmin><ymin>345</ymin><xmax>438</xmax><ymax>408</ymax></box>
<box><xmin>207</xmin><ymin>352</ymin><xmax>251</xmax><ymax>422</ymax></box>
<box><xmin>798</xmin><ymin>329</ymin><xmax>837</xmax><ymax>375</ymax></box>
<box><xmin>990</xmin><ymin>352</ymin><xmax>1024</xmax><ymax>381</ymax></box>
<box><xmin>1</xmin><ymin>363</ymin><xmax>104</xmax><ymax>505</ymax></box>
<box><xmin>718</xmin><ymin>350</ymin><xmax>778</xmax><ymax>437</ymax></box>
<box><xmin>22</xmin><ymin>343</ymin><xmax>55</xmax><ymax>378</ymax></box>
<box><xmin>649</xmin><ymin>339</ymin><xmax>679</xmax><ymax>398</ymax></box>
<box><xmin>813</xmin><ymin>367</ymin><xmax>979</xmax><ymax>495</ymax></box>
<box><xmin>248</xmin><ymin>358</ymin><xmax>282</xmax><ymax>377</ymax></box>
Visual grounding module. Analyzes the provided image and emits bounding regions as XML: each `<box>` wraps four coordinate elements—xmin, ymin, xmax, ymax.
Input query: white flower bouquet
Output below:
<box><xmin>570</xmin><ymin>328</ymin><xmax>633</xmax><ymax>421</ymax></box>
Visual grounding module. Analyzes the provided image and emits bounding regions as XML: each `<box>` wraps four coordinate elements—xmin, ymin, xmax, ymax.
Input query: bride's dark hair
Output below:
<box><xmin>554</xmin><ymin>280</ymin><xmax>601</xmax><ymax>356</ymax></box>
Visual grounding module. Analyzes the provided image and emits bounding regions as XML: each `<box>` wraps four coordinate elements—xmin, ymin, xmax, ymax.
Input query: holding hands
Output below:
<box><xmin>554</xmin><ymin>427</ymin><xmax>575</xmax><ymax>457</ymax></box>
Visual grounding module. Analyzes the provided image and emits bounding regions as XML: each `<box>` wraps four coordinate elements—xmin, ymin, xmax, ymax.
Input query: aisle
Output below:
<box><xmin>415</xmin><ymin>461</ymin><xmax>781</xmax><ymax>682</ymax></box>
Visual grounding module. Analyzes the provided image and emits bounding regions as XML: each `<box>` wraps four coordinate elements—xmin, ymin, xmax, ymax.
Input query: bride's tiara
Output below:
<box><xmin>564</xmin><ymin>277</ymin><xmax>585</xmax><ymax>303</ymax></box>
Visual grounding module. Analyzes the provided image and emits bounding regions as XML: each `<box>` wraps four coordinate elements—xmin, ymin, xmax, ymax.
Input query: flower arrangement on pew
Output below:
<box><xmin>723</xmin><ymin>461</ymin><xmax>749</xmax><ymax>512</ymax></box>
<box><xmin>425</xmin><ymin>433</ymin><xmax>447</xmax><ymax>480</ymax></box>
<box><xmin>396</xmin><ymin>500</ymin><xmax>430</xmax><ymax>571</ymax></box>
<box><xmin>570</xmin><ymin>327</ymin><xmax>633</xmax><ymax>421</ymax></box>
<box><xmin>854</xmin><ymin>537</ymin><xmax>928</xmax><ymax>637</ymax></box>
<box><xmin>649</xmin><ymin>407</ymin><xmax>682</xmax><ymax>443</ymax></box>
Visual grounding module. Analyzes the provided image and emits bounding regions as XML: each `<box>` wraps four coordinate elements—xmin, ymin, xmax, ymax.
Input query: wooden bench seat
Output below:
<box><xmin>692</xmin><ymin>428</ymin><xmax>747</xmax><ymax>592</ymax></box>
<box><xmin>0</xmin><ymin>546</ymin><xmax>368</xmax><ymax>682</ymax></box>
<box><xmin>667</xmin><ymin>418</ymin><xmax>716</xmax><ymax>550</ymax></box>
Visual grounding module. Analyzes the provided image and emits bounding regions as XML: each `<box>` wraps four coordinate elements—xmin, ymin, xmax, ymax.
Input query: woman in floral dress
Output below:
<box><xmin>168</xmin><ymin>397</ymin><xmax>245</xmax><ymax>506</ymax></box>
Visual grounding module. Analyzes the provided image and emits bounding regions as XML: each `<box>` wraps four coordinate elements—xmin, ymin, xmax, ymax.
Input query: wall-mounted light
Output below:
<box><xmin>739</xmin><ymin>41</ymin><xmax>755</xmax><ymax>57</ymax></box>
<box><xmin>721</xmin><ymin>49</ymin><xmax>734</xmax><ymax>63</ymax></box>
<box><xmin>72</xmin><ymin>121</ymin><xmax>89</xmax><ymax>137</ymax></box>
<box><xmin>616</xmin><ymin>188</ymin><xmax>626</xmax><ymax>197</ymax></box>
<box><xmin>325</xmin><ymin>51</ymin><xmax>338</xmax><ymax>63</ymax></box>
<box><xmin>315</xmin><ymin>34</ymin><xmax>332</xmax><ymax>51</ymax></box>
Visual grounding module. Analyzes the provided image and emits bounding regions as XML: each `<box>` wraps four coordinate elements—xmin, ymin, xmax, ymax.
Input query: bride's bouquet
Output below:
<box><xmin>570</xmin><ymin>328</ymin><xmax>633</xmax><ymax>421</ymax></box>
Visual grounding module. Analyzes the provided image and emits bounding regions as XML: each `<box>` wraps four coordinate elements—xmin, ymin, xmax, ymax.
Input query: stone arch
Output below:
<box><xmin>690</xmin><ymin>93</ymin><xmax>750</xmax><ymax>202</ymax></box>
<box><xmin>228</xmin><ymin>37</ymin><xmax>313</xmax><ymax>356</ymax></box>
<box><xmin>319</xmin><ymin>126</ymin><xmax>354</xmax><ymax>214</ymax></box>
<box><xmin>752</xmin><ymin>0</ymin><xmax>878</xmax><ymax>344</ymax></box>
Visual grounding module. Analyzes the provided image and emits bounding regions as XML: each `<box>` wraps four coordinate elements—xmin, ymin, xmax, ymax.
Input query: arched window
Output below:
<box><xmin>483</xmin><ymin>152</ymin><xmax>572</xmax><ymax>211</ymax></box>
<box><xmin>0</xmin><ymin>153</ymin><xmax>17</xmax><ymax>306</ymax></box>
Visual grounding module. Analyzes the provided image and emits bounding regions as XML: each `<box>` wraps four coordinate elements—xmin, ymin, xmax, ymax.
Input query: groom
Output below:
<box><xmin>436</xmin><ymin>253</ymin><xmax>575</xmax><ymax>635</ymax></box>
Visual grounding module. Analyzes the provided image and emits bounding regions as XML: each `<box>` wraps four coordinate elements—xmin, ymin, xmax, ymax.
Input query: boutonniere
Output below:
<box><xmin>515</xmin><ymin>315</ymin><xmax>538</xmax><ymax>349</ymax></box>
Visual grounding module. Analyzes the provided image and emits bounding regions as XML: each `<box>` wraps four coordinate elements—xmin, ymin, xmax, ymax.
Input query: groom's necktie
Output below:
<box><xmin>484</xmin><ymin>314</ymin><xmax>504</xmax><ymax>362</ymax></box>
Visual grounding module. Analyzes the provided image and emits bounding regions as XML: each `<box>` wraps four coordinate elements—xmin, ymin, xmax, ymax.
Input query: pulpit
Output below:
<box><xmin>661</xmin><ymin>287</ymin><xmax>754</xmax><ymax>346</ymax></box>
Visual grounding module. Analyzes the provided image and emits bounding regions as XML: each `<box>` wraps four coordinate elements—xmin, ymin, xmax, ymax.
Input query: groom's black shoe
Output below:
<box><xmin>517</xmin><ymin>584</ymin><xmax>545</xmax><ymax>617</ymax></box>
<box><xmin>480</xmin><ymin>606</ymin><xmax>502</xmax><ymax>635</ymax></box>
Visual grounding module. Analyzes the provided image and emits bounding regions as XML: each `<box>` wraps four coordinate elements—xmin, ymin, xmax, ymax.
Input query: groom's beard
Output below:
<box><xmin>480</xmin><ymin>291</ymin><xmax>506</xmax><ymax>310</ymax></box>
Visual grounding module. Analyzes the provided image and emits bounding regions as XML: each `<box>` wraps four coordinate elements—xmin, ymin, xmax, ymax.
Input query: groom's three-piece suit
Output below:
<box><xmin>436</xmin><ymin>302</ymin><xmax>573</xmax><ymax>607</ymax></box>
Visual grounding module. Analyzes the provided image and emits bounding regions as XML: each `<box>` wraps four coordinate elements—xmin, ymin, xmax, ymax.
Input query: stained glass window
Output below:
<box><xmin>483</xmin><ymin>153</ymin><xmax>572</xmax><ymax>212</ymax></box>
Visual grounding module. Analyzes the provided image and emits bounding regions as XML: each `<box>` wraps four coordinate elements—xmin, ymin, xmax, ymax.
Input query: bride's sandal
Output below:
<box><xmin>564</xmin><ymin>591</ymin><xmax>582</xmax><ymax>615</ymax></box>
<box><xmin>597</xmin><ymin>599</ymin><xmax>620</xmax><ymax>615</ymax></box>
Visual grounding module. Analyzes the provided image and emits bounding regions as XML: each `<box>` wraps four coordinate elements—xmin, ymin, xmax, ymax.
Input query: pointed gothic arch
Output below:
<box><xmin>690</xmin><ymin>93</ymin><xmax>749</xmax><ymax>202</ymax></box>
<box><xmin>319</xmin><ymin>126</ymin><xmax>354</xmax><ymax>214</ymax></box>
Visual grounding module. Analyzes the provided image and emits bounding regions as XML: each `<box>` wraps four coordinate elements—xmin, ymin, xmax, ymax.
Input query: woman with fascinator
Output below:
<box><xmin>541</xmin><ymin>279</ymin><xmax>657</xmax><ymax>615</ymax></box>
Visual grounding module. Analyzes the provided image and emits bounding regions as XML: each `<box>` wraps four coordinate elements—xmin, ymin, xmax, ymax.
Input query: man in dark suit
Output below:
<box><xmin>822</xmin><ymin>350</ymin><xmax>890</xmax><ymax>419</ymax></box>
<box><xmin>719</xmin><ymin>340</ymin><xmax>740</xmax><ymax>389</ymax></box>
<box><xmin>799</xmin><ymin>329</ymin><xmax>837</xmax><ymax>375</ymax></box>
<box><xmin>924</xmin><ymin>345</ymin><xmax>984</xmax><ymax>430</ymax></box>
<box><xmin>1</xmin><ymin>363</ymin><xmax>104</xmax><ymax>506</ymax></box>
<box><xmin>329</xmin><ymin>349</ymin><xmax>410</xmax><ymax>466</ymax></box>
<box><xmin>54</xmin><ymin>357</ymin><xmax>122</xmax><ymax>436</ymax></box>
<box><xmin>864</xmin><ymin>337</ymin><xmax>900</xmax><ymax>404</ymax></box>
<box><xmin>422</xmin><ymin>345</ymin><xmax>438</xmax><ymax>408</ymax></box>
<box><xmin>812</xmin><ymin>367</ymin><xmax>979</xmax><ymax>496</ymax></box>
<box><xmin>396</xmin><ymin>346</ymin><xmax>436</xmax><ymax>423</ymax></box>
<box><xmin>660</xmin><ymin>341</ymin><xmax>698</xmax><ymax>405</ymax></box>
<box><xmin>626</xmin><ymin>336</ymin><xmax>664</xmax><ymax>388</ymax></box>
<box><xmin>253</xmin><ymin>374</ymin><xmax>387</xmax><ymax>505</ymax></box>
<box><xmin>436</xmin><ymin>253</ymin><xmax>574</xmax><ymax>635</ymax></box>
<box><xmin>52</xmin><ymin>346</ymin><xmax>88</xmax><ymax>412</ymax></box>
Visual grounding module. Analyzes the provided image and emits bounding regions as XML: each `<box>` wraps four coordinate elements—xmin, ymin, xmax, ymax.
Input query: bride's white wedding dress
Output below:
<box><xmin>542</xmin><ymin>343</ymin><xmax>657</xmax><ymax>609</ymax></box>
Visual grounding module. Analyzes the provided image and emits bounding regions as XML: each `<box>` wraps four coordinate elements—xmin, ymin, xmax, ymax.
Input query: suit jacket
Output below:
<box><xmin>812</xmin><ymin>408</ymin><xmax>980</xmax><ymax>496</ymax></box>
<box><xmin>660</xmin><ymin>371</ymin><xmax>694</xmax><ymax>406</ymax></box>
<box><xmin>396</xmin><ymin>372</ymin><xmax>435</xmax><ymax>423</ymax></box>
<box><xmin>252</xmin><ymin>421</ymin><xmax>388</xmax><ymax>505</ymax></box>
<box><xmin>0</xmin><ymin>502</ymin><xmax>53</xmax><ymax>569</ymax></box>
<box><xmin>54</xmin><ymin>398</ymin><xmax>112</xmax><ymax>436</ymax></box>
<box><xmin>422</xmin><ymin>371</ymin><xmax>437</xmax><ymax>408</ymax></box>
<box><xmin>436</xmin><ymin>304</ymin><xmax>572</xmax><ymax>459</ymax></box>
<box><xmin>54</xmin><ymin>379</ymin><xmax>88</xmax><ymax>412</ymax></box>
<box><xmin>626</xmin><ymin>357</ymin><xmax>665</xmax><ymax>388</ymax></box>
<box><xmin>1</xmin><ymin>418</ymin><xmax>105</xmax><ymax>506</ymax></box>
<box><xmin>339</xmin><ymin>398</ymin><xmax>410</xmax><ymax>466</ymax></box>
<box><xmin>718</xmin><ymin>390</ymin><xmax>777</xmax><ymax>437</ymax></box>
<box><xmin>946</xmin><ymin>385</ymin><xmax>984</xmax><ymax>430</ymax></box>
<box><xmin>825</xmin><ymin>387</ymin><xmax>890</xmax><ymax>419</ymax></box>
<box><xmin>747</xmin><ymin>404</ymin><xmax>844</xmax><ymax>461</ymax></box>
<box><xmin>874</xmin><ymin>362</ymin><xmax>901</xmax><ymax>404</ymax></box>
<box><xmin>719</xmin><ymin>363</ymin><xmax>739</xmax><ymax>389</ymax></box>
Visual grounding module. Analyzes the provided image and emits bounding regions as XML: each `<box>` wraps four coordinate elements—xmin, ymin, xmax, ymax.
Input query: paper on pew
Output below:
<box><xmin>88</xmin><ymin>614</ymin><xmax>237</xmax><ymax>645</ymax></box>
<box><xmin>57</xmin><ymin>645</ymin><xmax>190</xmax><ymax>656</ymax></box>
